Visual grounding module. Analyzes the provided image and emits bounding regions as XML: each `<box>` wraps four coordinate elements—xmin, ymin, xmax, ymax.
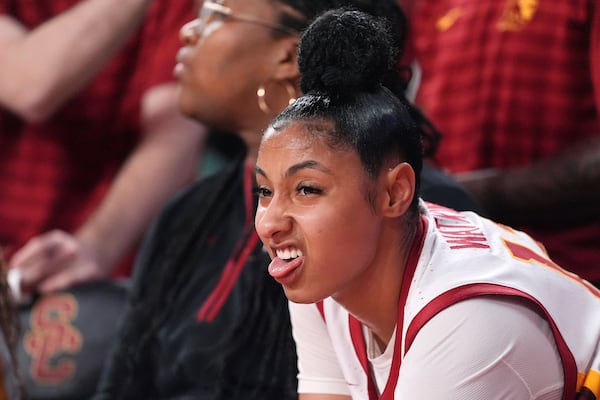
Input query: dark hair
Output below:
<box><xmin>272</xmin><ymin>0</ymin><xmax>406</xmax><ymax>49</ymax></box>
<box><xmin>269</xmin><ymin>8</ymin><xmax>423</xmax><ymax>217</ymax></box>
<box><xmin>273</xmin><ymin>0</ymin><xmax>441</xmax><ymax>157</ymax></box>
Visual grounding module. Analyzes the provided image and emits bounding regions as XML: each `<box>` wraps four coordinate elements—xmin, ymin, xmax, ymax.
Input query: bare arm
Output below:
<box><xmin>299</xmin><ymin>395</ymin><xmax>351</xmax><ymax>400</ymax></box>
<box><xmin>10</xmin><ymin>83</ymin><xmax>206</xmax><ymax>293</ymax></box>
<box><xmin>0</xmin><ymin>0</ymin><xmax>152</xmax><ymax>121</ymax></box>
<box><xmin>73</xmin><ymin>83</ymin><xmax>204</xmax><ymax>275</ymax></box>
<box><xmin>456</xmin><ymin>136</ymin><xmax>600</xmax><ymax>226</ymax></box>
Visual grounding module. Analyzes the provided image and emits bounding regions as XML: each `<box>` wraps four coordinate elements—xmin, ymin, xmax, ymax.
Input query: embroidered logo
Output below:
<box><xmin>436</xmin><ymin>7</ymin><xmax>464</xmax><ymax>31</ymax></box>
<box><xmin>23</xmin><ymin>294</ymin><xmax>82</xmax><ymax>384</ymax></box>
<box><xmin>498</xmin><ymin>0</ymin><xmax>538</xmax><ymax>31</ymax></box>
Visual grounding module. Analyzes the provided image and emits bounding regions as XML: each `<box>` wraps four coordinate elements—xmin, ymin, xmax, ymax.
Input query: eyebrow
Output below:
<box><xmin>255</xmin><ymin>160</ymin><xmax>332</xmax><ymax>179</ymax></box>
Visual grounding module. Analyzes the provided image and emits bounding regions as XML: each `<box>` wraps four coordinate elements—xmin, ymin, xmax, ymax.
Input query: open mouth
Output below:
<box><xmin>269</xmin><ymin>247</ymin><xmax>305</xmax><ymax>283</ymax></box>
<box><xmin>275</xmin><ymin>247</ymin><xmax>303</xmax><ymax>261</ymax></box>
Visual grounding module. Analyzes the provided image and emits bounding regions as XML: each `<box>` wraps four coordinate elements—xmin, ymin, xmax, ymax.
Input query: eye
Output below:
<box><xmin>296</xmin><ymin>184</ymin><xmax>322</xmax><ymax>196</ymax></box>
<box><xmin>254</xmin><ymin>185</ymin><xmax>272</xmax><ymax>198</ymax></box>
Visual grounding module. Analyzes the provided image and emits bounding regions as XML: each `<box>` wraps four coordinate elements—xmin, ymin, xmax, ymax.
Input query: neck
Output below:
<box><xmin>335</xmin><ymin>219</ymin><xmax>418</xmax><ymax>347</ymax></box>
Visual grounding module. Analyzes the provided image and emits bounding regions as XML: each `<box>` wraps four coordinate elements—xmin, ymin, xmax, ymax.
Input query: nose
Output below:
<box><xmin>255</xmin><ymin>199</ymin><xmax>293</xmax><ymax>244</ymax></box>
<box><xmin>179</xmin><ymin>19</ymin><xmax>202</xmax><ymax>45</ymax></box>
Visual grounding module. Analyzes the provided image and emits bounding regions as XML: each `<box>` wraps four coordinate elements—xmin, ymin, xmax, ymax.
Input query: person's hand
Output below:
<box><xmin>8</xmin><ymin>229</ymin><xmax>107</xmax><ymax>296</ymax></box>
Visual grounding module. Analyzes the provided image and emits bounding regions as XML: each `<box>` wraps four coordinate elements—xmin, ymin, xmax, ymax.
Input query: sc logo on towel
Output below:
<box><xmin>23</xmin><ymin>294</ymin><xmax>82</xmax><ymax>384</ymax></box>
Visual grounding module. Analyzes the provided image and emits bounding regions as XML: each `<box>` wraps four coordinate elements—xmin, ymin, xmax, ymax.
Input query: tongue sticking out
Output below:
<box><xmin>268</xmin><ymin>256</ymin><xmax>304</xmax><ymax>280</ymax></box>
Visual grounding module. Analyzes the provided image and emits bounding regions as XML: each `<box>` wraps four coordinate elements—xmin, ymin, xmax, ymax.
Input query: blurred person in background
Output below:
<box><xmin>0</xmin><ymin>0</ymin><xmax>205</xmax><ymax>298</ymax></box>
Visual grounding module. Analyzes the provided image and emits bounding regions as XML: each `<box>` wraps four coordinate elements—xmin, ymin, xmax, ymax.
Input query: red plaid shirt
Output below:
<box><xmin>0</xmin><ymin>0</ymin><xmax>195</xmax><ymax>274</ymax></box>
<box><xmin>405</xmin><ymin>0</ymin><xmax>600</xmax><ymax>281</ymax></box>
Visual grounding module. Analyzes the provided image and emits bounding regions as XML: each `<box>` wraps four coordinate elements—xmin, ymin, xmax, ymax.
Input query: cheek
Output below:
<box><xmin>189</xmin><ymin>51</ymin><xmax>222</xmax><ymax>93</ymax></box>
<box><xmin>197</xmin><ymin>53</ymin><xmax>255</xmax><ymax>112</ymax></box>
<box><xmin>304</xmin><ymin>201</ymin><xmax>379</xmax><ymax>263</ymax></box>
<box><xmin>186</xmin><ymin>35</ymin><xmax>234</xmax><ymax>86</ymax></box>
<box><xmin>298</xmin><ymin>202</ymin><xmax>380</xmax><ymax>301</ymax></box>
<box><xmin>254</xmin><ymin>207</ymin><xmax>267</xmax><ymax>240</ymax></box>
<box><xmin>179</xmin><ymin>48</ymin><xmax>239</xmax><ymax>122</ymax></box>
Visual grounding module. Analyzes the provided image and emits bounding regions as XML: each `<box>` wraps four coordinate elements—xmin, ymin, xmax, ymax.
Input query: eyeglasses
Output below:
<box><xmin>180</xmin><ymin>1</ymin><xmax>297</xmax><ymax>43</ymax></box>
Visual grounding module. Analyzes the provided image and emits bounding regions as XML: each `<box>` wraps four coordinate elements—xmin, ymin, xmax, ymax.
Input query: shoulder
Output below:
<box><xmin>399</xmin><ymin>296</ymin><xmax>563</xmax><ymax>399</ymax></box>
<box><xmin>408</xmin><ymin>296</ymin><xmax>553</xmax><ymax>354</ymax></box>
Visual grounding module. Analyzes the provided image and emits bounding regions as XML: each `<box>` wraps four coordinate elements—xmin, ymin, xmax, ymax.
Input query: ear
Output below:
<box><xmin>380</xmin><ymin>162</ymin><xmax>416</xmax><ymax>218</ymax></box>
<box><xmin>270</xmin><ymin>35</ymin><xmax>301</xmax><ymax>85</ymax></box>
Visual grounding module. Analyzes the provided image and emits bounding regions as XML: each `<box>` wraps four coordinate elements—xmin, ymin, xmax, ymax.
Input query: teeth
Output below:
<box><xmin>276</xmin><ymin>248</ymin><xmax>303</xmax><ymax>260</ymax></box>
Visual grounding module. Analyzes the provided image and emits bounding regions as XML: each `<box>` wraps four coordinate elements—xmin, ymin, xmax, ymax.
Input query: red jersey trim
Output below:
<box><xmin>316</xmin><ymin>301</ymin><xmax>325</xmax><ymax>321</ymax></box>
<box><xmin>404</xmin><ymin>283</ymin><xmax>578</xmax><ymax>400</ymax></box>
<box><xmin>349</xmin><ymin>316</ymin><xmax>379</xmax><ymax>399</ymax></box>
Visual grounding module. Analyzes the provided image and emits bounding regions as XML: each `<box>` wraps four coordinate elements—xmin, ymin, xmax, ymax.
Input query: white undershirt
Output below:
<box><xmin>364</xmin><ymin>324</ymin><xmax>395</xmax><ymax>395</ymax></box>
<box><xmin>291</xmin><ymin>296</ymin><xmax>564</xmax><ymax>399</ymax></box>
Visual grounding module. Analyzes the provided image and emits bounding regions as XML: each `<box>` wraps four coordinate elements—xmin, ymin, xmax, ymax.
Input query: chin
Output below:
<box><xmin>284</xmin><ymin>287</ymin><xmax>324</xmax><ymax>305</ymax></box>
<box><xmin>177</xmin><ymin>94</ymin><xmax>198</xmax><ymax>120</ymax></box>
<box><xmin>177</xmin><ymin>85</ymin><xmax>205</xmax><ymax>118</ymax></box>
<box><xmin>176</xmin><ymin>93</ymin><xmax>191</xmax><ymax>114</ymax></box>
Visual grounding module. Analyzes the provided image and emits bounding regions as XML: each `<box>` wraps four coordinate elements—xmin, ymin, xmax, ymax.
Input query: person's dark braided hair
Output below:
<box><xmin>109</xmin><ymin>2</ymin><xmax>431</xmax><ymax>399</ymax></box>
<box><xmin>271</xmin><ymin>8</ymin><xmax>424</xmax><ymax>221</ymax></box>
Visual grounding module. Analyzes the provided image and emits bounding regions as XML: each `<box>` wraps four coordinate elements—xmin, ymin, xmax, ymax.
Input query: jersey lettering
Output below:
<box><xmin>428</xmin><ymin>203</ymin><xmax>491</xmax><ymax>250</ymax></box>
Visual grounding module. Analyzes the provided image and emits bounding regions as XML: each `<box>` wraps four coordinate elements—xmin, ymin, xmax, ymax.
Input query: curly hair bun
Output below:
<box><xmin>298</xmin><ymin>8</ymin><xmax>397</xmax><ymax>95</ymax></box>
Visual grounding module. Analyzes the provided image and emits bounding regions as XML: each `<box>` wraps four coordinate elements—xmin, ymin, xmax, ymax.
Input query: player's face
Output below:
<box><xmin>255</xmin><ymin>122</ymin><xmax>386</xmax><ymax>304</ymax></box>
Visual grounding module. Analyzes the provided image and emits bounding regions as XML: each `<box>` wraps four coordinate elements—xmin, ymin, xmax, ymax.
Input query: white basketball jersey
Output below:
<box><xmin>319</xmin><ymin>202</ymin><xmax>600</xmax><ymax>400</ymax></box>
